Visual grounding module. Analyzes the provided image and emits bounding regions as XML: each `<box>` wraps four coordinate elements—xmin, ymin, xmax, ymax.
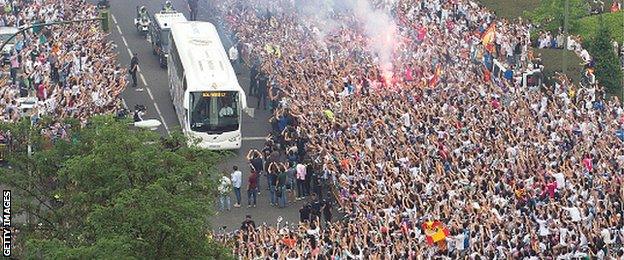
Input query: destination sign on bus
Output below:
<box><xmin>202</xmin><ymin>92</ymin><xmax>226</xmax><ymax>97</ymax></box>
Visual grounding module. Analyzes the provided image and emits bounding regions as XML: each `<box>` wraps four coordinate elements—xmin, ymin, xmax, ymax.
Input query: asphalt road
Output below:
<box><xmin>105</xmin><ymin>0</ymin><xmax>303</xmax><ymax>231</ymax></box>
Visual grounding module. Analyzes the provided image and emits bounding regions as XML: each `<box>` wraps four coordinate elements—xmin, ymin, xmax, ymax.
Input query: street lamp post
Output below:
<box><xmin>563</xmin><ymin>0</ymin><xmax>569</xmax><ymax>77</ymax></box>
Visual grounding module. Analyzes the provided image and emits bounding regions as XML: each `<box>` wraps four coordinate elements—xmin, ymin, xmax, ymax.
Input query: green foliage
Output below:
<box><xmin>477</xmin><ymin>0</ymin><xmax>540</xmax><ymax>19</ymax></box>
<box><xmin>0</xmin><ymin>116</ymin><xmax>232</xmax><ymax>259</ymax></box>
<box><xmin>25</xmin><ymin>237</ymin><xmax>136</xmax><ymax>260</ymax></box>
<box><xmin>587</xmin><ymin>17</ymin><xmax>623</xmax><ymax>95</ymax></box>
<box><xmin>574</xmin><ymin>12</ymin><xmax>624</xmax><ymax>44</ymax></box>
<box><xmin>524</xmin><ymin>0</ymin><xmax>589</xmax><ymax>32</ymax></box>
<box><xmin>534</xmin><ymin>48</ymin><xmax>584</xmax><ymax>84</ymax></box>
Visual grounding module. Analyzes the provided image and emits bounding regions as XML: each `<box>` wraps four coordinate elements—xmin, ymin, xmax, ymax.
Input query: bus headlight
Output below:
<box><xmin>227</xmin><ymin>134</ymin><xmax>240</xmax><ymax>142</ymax></box>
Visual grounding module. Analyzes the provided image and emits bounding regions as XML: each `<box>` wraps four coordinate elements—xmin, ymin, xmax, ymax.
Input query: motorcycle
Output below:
<box><xmin>134</xmin><ymin>6</ymin><xmax>151</xmax><ymax>35</ymax></box>
<box><xmin>97</xmin><ymin>0</ymin><xmax>109</xmax><ymax>9</ymax></box>
<box><xmin>136</xmin><ymin>17</ymin><xmax>150</xmax><ymax>35</ymax></box>
<box><xmin>133</xmin><ymin>104</ymin><xmax>147</xmax><ymax>122</ymax></box>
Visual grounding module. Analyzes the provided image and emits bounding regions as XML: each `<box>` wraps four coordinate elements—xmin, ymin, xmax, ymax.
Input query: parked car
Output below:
<box><xmin>0</xmin><ymin>27</ymin><xmax>19</xmax><ymax>65</ymax></box>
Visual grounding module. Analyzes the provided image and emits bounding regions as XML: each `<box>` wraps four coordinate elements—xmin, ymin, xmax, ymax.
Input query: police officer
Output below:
<box><xmin>163</xmin><ymin>0</ymin><xmax>174</xmax><ymax>12</ymax></box>
<box><xmin>187</xmin><ymin>0</ymin><xmax>198</xmax><ymax>21</ymax></box>
<box><xmin>249</xmin><ymin>62</ymin><xmax>259</xmax><ymax>97</ymax></box>
<box><xmin>139</xmin><ymin>6</ymin><xmax>148</xmax><ymax>19</ymax></box>
<box><xmin>129</xmin><ymin>53</ymin><xmax>139</xmax><ymax>88</ymax></box>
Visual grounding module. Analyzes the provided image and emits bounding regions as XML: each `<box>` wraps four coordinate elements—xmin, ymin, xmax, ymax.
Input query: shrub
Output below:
<box><xmin>587</xmin><ymin>16</ymin><xmax>623</xmax><ymax>96</ymax></box>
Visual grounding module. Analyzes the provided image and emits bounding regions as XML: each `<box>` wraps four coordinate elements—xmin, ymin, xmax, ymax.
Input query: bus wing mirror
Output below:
<box><xmin>183</xmin><ymin>93</ymin><xmax>189</xmax><ymax>109</ymax></box>
<box><xmin>243</xmin><ymin>108</ymin><xmax>254</xmax><ymax>118</ymax></box>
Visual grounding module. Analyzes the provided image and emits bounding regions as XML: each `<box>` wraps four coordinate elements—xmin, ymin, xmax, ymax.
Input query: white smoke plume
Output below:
<box><xmin>349</xmin><ymin>0</ymin><xmax>398</xmax><ymax>79</ymax></box>
<box><xmin>295</xmin><ymin>0</ymin><xmax>398</xmax><ymax>78</ymax></box>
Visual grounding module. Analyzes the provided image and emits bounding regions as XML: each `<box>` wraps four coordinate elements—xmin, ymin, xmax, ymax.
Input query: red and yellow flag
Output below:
<box><xmin>482</xmin><ymin>24</ymin><xmax>496</xmax><ymax>52</ymax></box>
<box><xmin>428</xmin><ymin>64</ymin><xmax>442</xmax><ymax>87</ymax></box>
<box><xmin>422</xmin><ymin>220</ymin><xmax>449</xmax><ymax>245</ymax></box>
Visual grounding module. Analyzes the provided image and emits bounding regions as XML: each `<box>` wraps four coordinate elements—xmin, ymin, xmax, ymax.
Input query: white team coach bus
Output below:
<box><xmin>168</xmin><ymin>22</ymin><xmax>249</xmax><ymax>149</ymax></box>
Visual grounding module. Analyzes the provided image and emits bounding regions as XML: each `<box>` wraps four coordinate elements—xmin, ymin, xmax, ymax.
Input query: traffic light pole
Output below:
<box><xmin>0</xmin><ymin>11</ymin><xmax>109</xmax><ymax>54</ymax></box>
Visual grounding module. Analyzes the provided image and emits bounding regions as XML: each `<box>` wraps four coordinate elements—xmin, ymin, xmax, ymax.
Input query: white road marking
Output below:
<box><xmin>120</xmin><ymin>36</ymin><xmax>132</xmax><ymax>56</ymax></box>
<box><xmin>154</xmin><ymin>105</ymin><xmax>170</xmax><ymax>134</ymax></box>
<box><xmin>140</xmin><ymin>73</ymin><xmax>148</xmax><ymax>86</ymax></box>
<box><xmin>145</xmin><ymin>85</ymin><xmax>154</xmax><ymax>99</ymax></box>
<box><xmin>112</xmin><ymin>15</ymin><xmax>171</xmax><ymax>135</ymax></box>
<box><xmin>122</xmin><ymin>98</ymin><xmax>128</xmax><ymax>109</ymax></box>
<box><xmin>242</xmin><ymin>137</ymin><xmax>268</xmax><ymax>141</ymax></box>
<box><xmin>146</xmin><ymin>87</ymin><xmax>170</xmax><ymax>134</ymax></box>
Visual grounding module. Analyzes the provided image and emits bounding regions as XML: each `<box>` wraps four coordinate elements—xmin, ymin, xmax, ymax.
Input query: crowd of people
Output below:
<box><xmin>0</xmin><ymin>0</ymin><xmax>620</xmax><ymax>258</ymax></box>
<box><xmin>218</xmin><ymin>144</ymin><xmax>332</xmax><ymax>212</ymax></box>
<box><xmin>205</xmin><ymin>0</ymin><xmax>624</xmax><ymax>258</ymax></box>
<box><xmin>0</xmin><ymin>0</ymin><xmax>125</xmax><ymax>124</ymax></box>
<box><xmin>588</xmin><ymin>0</ymin><xmax>622</xmax><ymax>14</ymax></box>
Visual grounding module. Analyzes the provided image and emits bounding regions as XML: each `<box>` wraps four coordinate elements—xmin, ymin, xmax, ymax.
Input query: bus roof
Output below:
<box><xmin>153</xmin><ymin>11</ymin><xmax>187</xmax><ymax>30</ymax></box>
<box><xmin>170</xmin><ymin>22</ymin><xmax>241</xmax><ymax>93</ymax></box>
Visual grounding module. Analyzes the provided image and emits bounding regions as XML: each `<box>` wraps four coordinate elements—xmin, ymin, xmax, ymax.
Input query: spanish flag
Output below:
<box><xmin>422</xmin><ymin>220</ymin><xmax>449</xmax><ymax>245</ymax></box>
<box><xmin>428</xmin><ymin>64</ymin><xmax>442</xmax><ymax>87</ymax></box>
<box><xmin>482</xmin><ymin>24</ymin><xmax>496</xmax><ymax>52</ymax></box>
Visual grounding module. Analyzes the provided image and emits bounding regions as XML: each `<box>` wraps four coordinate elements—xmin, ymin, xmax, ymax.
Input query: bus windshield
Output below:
<box><xmin>189</xmin><ymin>91</ymin><xmax>240</xmax><ymax>134</ymax></box>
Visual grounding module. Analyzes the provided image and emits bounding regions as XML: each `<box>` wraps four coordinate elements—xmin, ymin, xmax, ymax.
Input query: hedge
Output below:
<box><xmin>573</xmin><ymin>11</ymin><xmax>624</xmax><ymax>44</ymax></box>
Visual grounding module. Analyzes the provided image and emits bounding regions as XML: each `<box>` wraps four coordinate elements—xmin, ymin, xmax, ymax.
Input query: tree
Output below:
<box><xmin>588</xmin><ymin>15</ymin><xmax>623</xmax><ymax>97</ymax></box>
<box><xmin>525</xmin><ymin>0</ymin><xmax>589</xmax><ymax>33</ymax></box>
<box><xmin>0</xmin><ymin>116</ymin><xmax>232</xmax><ymax>259</ymax></box>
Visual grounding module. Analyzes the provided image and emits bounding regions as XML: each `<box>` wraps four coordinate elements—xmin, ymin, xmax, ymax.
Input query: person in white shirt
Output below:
<box><xmin>534</xmin><ymin>213</ymin><xmax>551</xmax><ymax>237</ymax></box>
<box><xmin>295</xmin><ymin>162</ymin><xmax>307</xmax><ymax>200</ymax></box>
<box><xmin>551</xmin><ymin>171</ymin><xmax>565</xmax><ymax>189</ymax></box>
<box><xmin>228</xmin><ymin>45</ymin><xmax>239</xmax><ymax>62</ymax></box>
<box><xmin>218</xmin><ymin>173</ymin><xmax>232</xmax><ymax>211</ymax></box>
<box><xmin>579</xmin><ymin>48</ymin><xmax>592</xmax><ymax>64</ymax></box>
<box><xmin>231</xmin><ymin>165</ymin><xmax>243</xmax><ymax>207</ymax></box>
<box><xmin>454</xmin><ymin>232</ymin><xmax>466</xmax><ymax>252</ymax></box>
<box><xmin>600</xmin><ymin>228</ymin><xmax>614</xmax><ymax>245</ymax></box>
<box><xmin>228</xmin><ymin>44</ymin><xmax>239</xmax><ymax>73</ymax></box>
<box><xmin>560</xmin><ymin>203</ymin><xmax>582</xmax><ymax>222</ymax></box>
<box><xmin>219</xmin><ymin>104</ymin><xmax>234</xmax><ymax>117</ymax></box>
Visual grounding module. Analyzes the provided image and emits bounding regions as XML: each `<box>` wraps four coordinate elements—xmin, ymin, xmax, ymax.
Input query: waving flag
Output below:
<box><xmin>482</xmin><ymin>24</ymin><xmax>496</xmax><ymax>52</ymax></box>
<box><xmin>422</xmin><ymin>220</ymin><xmax>449</xmax><ymax>245</ymax></box>
<box><xmin>428</xmin><ymin>64</ymin><xmax>442</xmax><ymax>87</ymax></box>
